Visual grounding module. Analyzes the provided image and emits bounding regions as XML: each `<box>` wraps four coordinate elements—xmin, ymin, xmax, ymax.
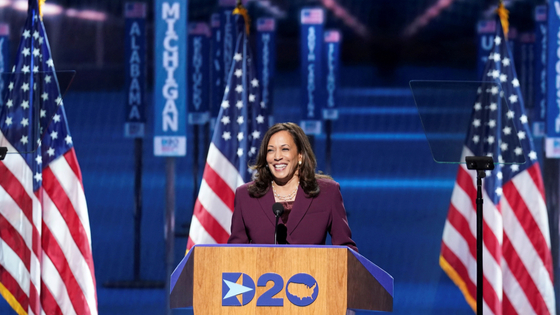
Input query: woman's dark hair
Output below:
<box><xmin>248</xmin><ymin>122</ymin><xmax>330</xmax><ymax>198</ymax></box>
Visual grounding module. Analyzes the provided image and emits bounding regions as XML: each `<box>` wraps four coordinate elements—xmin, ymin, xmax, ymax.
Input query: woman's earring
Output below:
<box><xmin>299</xmin><ymin>161</ymin><xmax>302</xmax><ymax>165</ymax></box>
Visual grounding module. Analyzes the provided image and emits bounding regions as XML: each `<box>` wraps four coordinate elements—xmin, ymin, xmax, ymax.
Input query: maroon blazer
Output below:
<box><xmin>228</xmin><ymin>178</ymin><xmax>358</xmax><ymax>252</ymax></box>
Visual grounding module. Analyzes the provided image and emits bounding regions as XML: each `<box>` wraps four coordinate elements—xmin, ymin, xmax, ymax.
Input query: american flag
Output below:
<box><xmin>257</xmin><ymin>18</ymin><xmax>275</xmax><ymax>32</ymax></box>
<box><xmin>124</xmin><ymin>2</ymin><xmax>146</xmax><ymax>19</ymax></box>
<box><xmin>300</xmin><ymin>8</ymin><xmax>324</xmax><ymax>25</ymax></box>
<box><xmin>187</xmin><ymin>12</ymin><xmax>268</xmax><ymax>249</ymax></box>
<box><xmin>535</xmin><ymin>5</ymin><xmax>547</xmax><ymax>22</ymax></box>
<box><xmin>440</xmin><ymin>15</ymin><xmax>555</xmax><ymax>315</ymax></box>
<box><xmin>0</xmin><ymin>1</ymin><xmax>97</xmax><ymax>314</ymax></box>
<box><xmin>477</xmin><ymin>20</ymin><xmax>496</xmax><ymax>33</ymax></box>
<box><xmin>324</xmin><ymin>30</ymin><xmax>341</xmax><ymax>43</ymax></box>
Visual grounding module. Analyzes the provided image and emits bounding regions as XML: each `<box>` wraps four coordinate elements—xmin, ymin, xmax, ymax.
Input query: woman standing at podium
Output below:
<box><xmin>228</xmin><ymin>122</ymin><xmax>358</xmax><ymax>252</ymax></box>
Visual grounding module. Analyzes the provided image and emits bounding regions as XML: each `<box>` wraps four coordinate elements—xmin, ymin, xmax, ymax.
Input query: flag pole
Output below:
<box><xmin>165</xmin><ymin>157</ymin><xmax>175</xmax><ymax>315</ymax></box>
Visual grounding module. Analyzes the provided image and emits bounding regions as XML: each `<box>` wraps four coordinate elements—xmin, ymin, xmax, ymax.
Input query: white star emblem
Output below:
<box><xmin>503</xmin><ymin>126</ymin><xmax>511</xmax><ymax>135</ymax></box>
<box><xmin>41</xmin><ymin>92</ymin><xmax>49</xmax><ymax>101</ymax></box>
<box><xmin>22</xmin><ymin>65</ymin><xmax>31</xmax><ymax>74</ymax></box>
<box><xmin>45</xmin><ymin>75</ymin><xmax>52</xmax><ymax>83</ymax></box>
<box><xmin>252</xmin><ymin>130</ymin><xmax>261</xmax><ymax>139</ymax></box>
<box><xmin>33</xmin><ymin>66</ymin><xmax>38</xmax><ymax>73</ymax></box>
<box><xmin>237</xmin><ymin>132</ymin><xmax>244</xmax><ymax>141</ymax></box>
<box><xmin>237</xmin><ymin>148</ymin><xmax>243</xmax><ymax>157</ymax></box>
<box><xmin>509</xmin><ymin>94</ymin><xmax>518</xmax><ymax>104</ymax></box>
<box><xmin>501</xmin><ymin>143</ymin><xmax>508</xmax><ymax>151</ymax></box>
<box><xmin>514</xmin><ymin>147</ymin><xmax>523</xmax><ymax>155</ymax></box>
<box><xmin>236</xmin><ymin>100</ymin><xmax>243</xmax><ymax>109</ymax></box>
<box><xmin>46</xmin><ymin>59</ymin><xmax>54</xmax><ymax>68</ymax></box>
<box><xmin>502</xmin><ymin>58</ymin><xmax>510</xmax><ymax>67</ymax></box>
<box><xmin>491</xmin><ymin>70</ymin><xmax>500</xmax><ymax>79</ymax></box>
<box><xmin>506</xmin><ymin>110</ymin><xmax>515</xmax><ymax>119</ymax></box>
<box><xmin>35</xmin><ymin>155</ymin><xmax>42</xmax><ymax>165</ymax></box>
<box><xmin>248</xmin><ymin>94</ymin><xmax>256</xmax><ymax>102</ymax></box>
<box><xmin>8</xmin><ymin>82</ymin><xmax>13</xmax><ymax>90</ymax></box>
<box><xmin>221</xmin><ymin>116</ymin><xmax>231</xmax><ymax>125</ymax></box>
<box><xmin>499</xmin><ymin>74</ymin><xmax>507</xmax><ymax>82</ymax></box>
<box><xmin>50</xmin><ymin>131</ymin><xmax>58</xmax><ymax>140</ymax></box>
<box><xmin>494</xmin><ymin>36</ymin><xmax>502</xmax><ymax>45</ymax></box>
<box><xmin>251</xmin><ymin>79</ymin><xmax>259</xmax><ymax>87</ymax></box>
<box><xmin>34</xmin><ymin>172</ymin><xmax>42</xmax><ymax>182</ymax></box>
<box><xmin>22</xmin><ymin>30</ymin><xmax>31</xmax><ymax>38</ymax></box>
<box><xmin>52</xmin><ymin>114</ymin><xmax>61</xmax><ymax>123</ymax></box>
<box><xmin>489</xmin><ymin>103</ymin><xmax>497</xmax><ymax>111</ymax></box>
<box><xmin>235</xmin><ymin>85</ymin><xmax>243</xmax><ymax>93</ymax></box>
<box><xmin>497</xmin><ymin>171</ymin><xmax>503</xmax><ymax>180</ymax></box>
<box><xmin>234</xmin><ymin>69</ymin><xmax>243</xmax><ymax>77</ymax></box>
<box><xmin>474</xmin><ymin>102</ymin><xmax>482</xmax><ymax>111</ymax></box>
<box><xmin>33</xmin><ymin>31</ymin><xmax>40</xmax><ymax>39</ymax></box>
<box><xmin>40</xmin><ymin>109</ymin><xmax>46</xmax><ymax>118</ymax></box>
<box><xmin>512</xmin><ymin>78</ymin><xmax>520</xmax><ymax>87</ymax></box>
<box><xmin>20</xmin><ymin>135</ymin><xmax>28</xmax><ymax>144</ymax></box>
<box><xmin>472</xmin><ymin>135</ymin><xmax>480</xmax><ymax>143</ymax></box>
<box><xmin>490</xmin><ymin>86</ymin><xmax>498</xmax><ymax>95</ymax></box>
<box><xmin>495</xmin><ymin>187</ymin><xmax>503</xmax><ymax>196</ymax></box>
<box><xmin>250</xmin><ymin>147</ymin><xmax>257</xmax><ymax>154</ymax></box>
<box><xmin>5</xmin><ymin>117</ymin><xmax>13</xmax><ymax>126</ymax></box>
<box><xmin>65</xmin><ymin>135</ymin><xmax>72</xmax><ymax>145</ymax></box>
<box><xmin>511</xmin><ymin>164</ymin><xmax>519</xmax><ymax>172</ymax></box>
<box><xmin>517</xmin><ymin>131</ymin><xmax>526</xmax><ymax>140</ymax></box>
<box><xmin>488</xmin><ymin>120</ymin><xmax>496</xmax><ymax>128</ymax></box>
<box><xmin>55</xmin><ymin>96</ymin><xmax>63</xmax><ymax>106</ymax></box>
<box><xmin>21</xmin><ymin>83</ymin><xmax>30</xmax><ymax>92</ymax></box>
<box><xmin>21</xmin><ymin>100</ymin><xmax>30</xmax><ymax>109</ymax></box>
<box><xmin>260</xmin><ymin>101</ymin><xmax>266</xmax><ymax>108</ymax></box>
<box><xmin>33</xmin><ymin>48</ymin><xmax>40</xmax><ymax>57</ymax></box>
<box><xmin>6</xmin><ymin>99</ymin><xmax>13</xmax><ymax>108</ymax></box>
<box><xmin>221</xmin><ymin>100</ymin><xmax>230</xmax><ymax>109</ymax></box>
<box><xmin>47</xmin><ymin>147</ymin><xmax>55</xmax><ymax>156</ymax></box>
<box><xmin>22</xmin><ymin>47</ymin><xmax>31</xmax><ymax>57</ymax></box>
<box><xmin>233</xmin><ymin>53</ymin><xmax>242</xmax><ymax>61</ymax></box>
<box><xmin>473</xmin><ymin>119</ymin><xmax>481</xmax><ymax>127</ymax></box>
<box><xmin>492</xmin><ymin>53</ymin><xmax>501</xmax><ymax>62</ymax></box>
<box><xmin>256</xmin><ymin>115</ymin><xmax>264</xmax><ymax>124</ymax></box>
<box><xmin>222</xmin><ymin>131</ymin><xmax>231</xmax><ymax>141</ymax></box>
<box><xmin>21</xmin><ymin>118</ymin><xmax>29</xmax><ymax>127</ymax></box>
<box><xmin>520</xmin><ymin>115</ymin><xmax>528</xmax><ymax>124</ymax></box>
<box><xmin>487</xmin><ymin>136</ymin><xmax>495</xmax><ymax>144</ymax></box>
<box><xmin>529</xmin><ymin>151</ymin><xmax>537</xmax><ymax>161</ymax></box>
<box><xmin>237</xmin><ymin>116</ymin><xmax>244</xmax><ymax>125</ymax></box>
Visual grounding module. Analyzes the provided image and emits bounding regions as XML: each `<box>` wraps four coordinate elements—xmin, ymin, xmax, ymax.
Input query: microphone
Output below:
<box><xmin>272</xmin><ymin>202</ymin><xmax>284</xmax><ymax>244</ymax></box>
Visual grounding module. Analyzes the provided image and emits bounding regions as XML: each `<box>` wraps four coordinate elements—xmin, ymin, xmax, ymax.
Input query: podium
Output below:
<box><xmin>170</xmin><ymin>245</ymin><xmax>393</xmax><ymax>314</ymax></box>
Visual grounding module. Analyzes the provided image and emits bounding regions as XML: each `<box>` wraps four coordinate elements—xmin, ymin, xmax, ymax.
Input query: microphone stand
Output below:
<box><xmin>274</xmin><ymin>214</ymin><xmax>280</xmax><ymax>245</ymax></box>
<box><xmin>465</xmin><ymin>156</ymin><xmax>494</xmax><ymax>315</ymax></box>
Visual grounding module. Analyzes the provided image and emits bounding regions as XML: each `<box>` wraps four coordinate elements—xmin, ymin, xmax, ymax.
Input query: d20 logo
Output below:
<box><xmin>222</xmin><ymin>273</ymin><xmax>255</xmax><ymax>306</ymax></box>
<box><xmin>285</xmin><ymin>273</ymin><xmax>319</xmax><ymax>306</ymax></box>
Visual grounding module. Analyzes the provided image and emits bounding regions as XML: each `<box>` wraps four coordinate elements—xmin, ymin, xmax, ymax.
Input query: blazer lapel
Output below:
<box><xmin>257</xmin><ymin>187</ymin><xmax>277</xmax><ymax>226</ymax></box>
<box><xmin>287</xmin><ymin>186</ymin><xmax>313</xmax><ymax>235</ymax></box>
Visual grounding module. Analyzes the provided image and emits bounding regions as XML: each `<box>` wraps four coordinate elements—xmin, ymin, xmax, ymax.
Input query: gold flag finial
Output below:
<box><xmin>39</xmin><ymin>0</ymin><xmax>46</xmax><ymax>18</ymax></box>
<box><xmin>496</xmin><ymin>1</ymin><xmax>509</xmax><ymax>38</ymax></box>
<box><xmin>232</xmin><ymin>0</ymin><xmax>250</xmax><ymax>35</ymax></box>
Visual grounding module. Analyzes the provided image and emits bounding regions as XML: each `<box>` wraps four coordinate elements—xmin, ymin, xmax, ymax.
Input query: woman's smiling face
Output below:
<box><xmin>266</xmin><ymin>130</ymin><xmax>302</xmax><ymax>184</ymax></box>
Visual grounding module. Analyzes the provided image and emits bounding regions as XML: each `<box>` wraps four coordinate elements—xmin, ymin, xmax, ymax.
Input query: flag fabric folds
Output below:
<box><xmin>440</xmin><ymin>14</ymin><xmax>555</xmax><ymax>315</ymax></box>
<box><xmin>187</xmin><ymin>9</ymin><xmax>267</xmax><ymax>249</ymax></box>
<box><xmin>0</xmin><ymin>1</ymin><xmax>97</xmax><ymax>314</ymax></box>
